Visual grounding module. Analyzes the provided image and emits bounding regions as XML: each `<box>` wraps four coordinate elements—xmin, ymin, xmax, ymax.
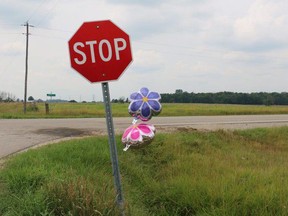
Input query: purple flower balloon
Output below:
<box><xmin>122</xmin><ymin>123</ymin><xmax>156</xmax><ymax>149</ymax></box>
<box><xmin>128</xmin><ymin>87</ymin><xmax>162</xmax><ymax>121</ymax></box>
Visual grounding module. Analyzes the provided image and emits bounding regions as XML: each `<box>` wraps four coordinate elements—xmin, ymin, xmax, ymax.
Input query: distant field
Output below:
<box><xmin>0</xmin><ymin>102</ymin><xmax>288</xmax><ymax>118</ymax></box>
<box><xmin>1</xmin><ymin>127</ymin><xmax>288</xmax><ymax>215</ymax></box>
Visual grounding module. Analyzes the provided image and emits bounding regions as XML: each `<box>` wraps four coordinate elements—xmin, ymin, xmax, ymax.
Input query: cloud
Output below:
<box><xmin>1</xmin><ymin>0</ymin><xmax>288</xmax><ymax>101</ymax></box>
<box><xmin>0</xmin><ymin>41</ymin><xmax>25</xmax><ymax>56</ymax></box>
<box><xmin>133</xmin><ymin>49</ymin><xmax>164</xmax><ymax>70</ymax></box>
<box><xmin>233</xmin><ymin>0</ymin><xmax>288</xmax><ymax>51</ymax></box>
<box><xmin>0</xmin><ymin>0</ymin><xmax>35</xmax><ymax>23</ymax></box>
<box><xmin>0</xmin><ymin>0</ymin><xmax>58</xmax><ymax>27</ymax></box>
<box><xmin>102</xmin><ymin>1</ymin><xmax>211</xmax><ymax>40</ymax></box>
<box><xmin>196</xmin><ymin>0</ymin><xmax>288</xmax><ymax>54</ymax></box>
<box><xmin>106</xmin><ymin>0</ymin><xmax>165</xmax><ymax>6</ymax></box>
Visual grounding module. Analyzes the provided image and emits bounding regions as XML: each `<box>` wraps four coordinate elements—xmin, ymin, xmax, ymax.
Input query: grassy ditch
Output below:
<box><xmin>1</xmin><ymin>102</ymin><xmax>288</xmax><ymax>118</ymax></box>
<box><xmin>1</xmin><ymin>127</ymin><xmax>288</xmax><ymax>215</ymax></box>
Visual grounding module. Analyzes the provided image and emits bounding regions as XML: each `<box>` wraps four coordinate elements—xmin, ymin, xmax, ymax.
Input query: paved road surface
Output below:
<box><xmin>1</xmin><ymin>115</ymin><xmax>288</xmax><ymax>159</ymax></box>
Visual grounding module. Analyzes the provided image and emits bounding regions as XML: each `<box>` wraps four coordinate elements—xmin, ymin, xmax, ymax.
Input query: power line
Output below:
<box><xmin>0</xmin><ymin>32</ymin><xmax>21</xmax><ymax>35</ymax></box>
<box><xmin>27</xmin><ymin>0</ymin><xmax>49</xmax><ymax>22</ymax></box>
<box><xmin>20</xmin><ymin>25</ymin><xmax>288</xmax><ymax>63</ymax></box>
<box><xmin>35</xmin><ymin>26</ymin><xmax>73</xmax><ymax>33</ymax></box>
<box><xmin>32</xmin><ymin>33</ymin><xmax>67</xmax><ymax>40</ymax></box>
<box><xmin>26</xmin><ymin>27</ymin><xmax>288</xmax><ymax>62</ymax></box>
<box><xmin>34</xmin><ymin>0</ymin><xmax>61</xmax><ymax>27</ymax></box>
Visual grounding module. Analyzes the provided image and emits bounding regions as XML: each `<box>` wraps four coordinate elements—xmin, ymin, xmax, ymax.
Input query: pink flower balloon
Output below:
<box><xmin>122</xmin><ymin>123</ymin><xmax>156</xmax><ymax>149</ymax></box>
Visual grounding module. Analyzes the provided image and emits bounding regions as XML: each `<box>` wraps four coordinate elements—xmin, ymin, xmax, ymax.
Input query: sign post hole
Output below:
<box><xmin>68</xmin><ymin>20</ymin><xmax>132</xmax><ymax>215</ymax></box>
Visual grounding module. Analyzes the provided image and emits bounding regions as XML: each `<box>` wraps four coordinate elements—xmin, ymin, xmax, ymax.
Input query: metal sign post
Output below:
<box><xmin>102</xmin><ymin>82</ymin><xmax>125</xmax><ymax>215</ymax></box>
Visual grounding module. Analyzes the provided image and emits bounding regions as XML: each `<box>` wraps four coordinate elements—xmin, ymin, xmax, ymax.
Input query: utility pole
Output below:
<box><xmin>22</xmin><ymin>21</ymin><xmax>33</xmax><ymax>114</ymax></box>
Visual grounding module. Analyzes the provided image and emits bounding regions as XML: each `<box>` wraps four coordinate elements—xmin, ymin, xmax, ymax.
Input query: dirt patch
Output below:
<box><xmin>34</xmin><ymin>127</ymin><xmax>93</xmax><ymax>137</ymax></box>
<box><xmin>176</xmin><ymin>127</ymin><xmax>198</xmax><ymax>133</ymax></box>
<box><xmin>157</xmin><ymin>126</ymin><xmax>198</xmax><ymax>134</ymax></box>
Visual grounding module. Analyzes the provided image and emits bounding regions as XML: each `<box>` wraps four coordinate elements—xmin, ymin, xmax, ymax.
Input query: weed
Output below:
<box><xmin>1</xmin><ymin>129</ymin><xmax>288</xmax><ymax>215</ymax></box>
<box><xmin>1</xmin><ymin>102</ymin><xmax>288</xmax><ymax>118</ymax></box>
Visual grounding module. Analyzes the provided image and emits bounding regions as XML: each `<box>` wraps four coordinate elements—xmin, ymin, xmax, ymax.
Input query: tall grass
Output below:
<box><xmin>1</xmin><ymin>127</ymin><xmax>288</xmax><ymax>215</ymax></box>
<box><xmin>1</xmin><ymin>102</ymin><xmax>288</xmax><ymax>118</ymax></box>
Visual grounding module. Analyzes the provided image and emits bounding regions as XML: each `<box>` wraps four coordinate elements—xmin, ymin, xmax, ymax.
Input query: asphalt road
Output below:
<box><xmin>1</xmin><ymin>115</ymin><xmax>288</xmax><ymax>159</ymax></box>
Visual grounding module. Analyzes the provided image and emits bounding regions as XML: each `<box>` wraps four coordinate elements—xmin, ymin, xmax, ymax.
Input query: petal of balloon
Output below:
<box><xmin>146</xmin><ymin>124</ymin><xmax>155</xmax><ymax>132</ymax></box>
<box><xmin>141</xmin><ymin>102</ymin><xmax>151</xmax><ymax>119</ymax></box>
<box><xmin>130</xmin><ymin>128</ymin><xmax>141</xmax><ymax>141</ymax></box>
<box><xmin>147</xmin><ymin>100</ymin><xmax>161</xmax><ymax>111</ymax></box>
<box><xmin>129</xmin><ymin>100</ymin><xmax>143</xmax><ymax>112</ymax></box>
<box><xmin>138</xmin><ymin>124</ymin><xmax>152</xmax><ymax>134</ymax></box>
<box><xmin>130</xmin><ymin>92</ymin><xmax>138</xmax><ymax>100</ymax></box>
<box><xmin>137</xmin><ymin>115</ymin><xmax>150</xmax><ymax>122</ymax></box>
<box><xmin>122</xmin><ymin>126</ymin><xmax>133</xmax><ymax>139</ymax></box>
<box><xmin>140</xmin><ymin>87</ymin><xmax>149</xmax><ymax>97</ymax></box>
<box><xmin>147</xmin><ymin>92</ymin><xmax>160</xmax><ymax>100</ymax></box>
<box><xmin>134</xmin><ymin>93</ymin><xmax>143</xmax><ymax>100</ymax></box>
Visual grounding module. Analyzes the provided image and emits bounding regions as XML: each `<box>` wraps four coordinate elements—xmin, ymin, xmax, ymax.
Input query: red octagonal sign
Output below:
<box><xmin>68</xmin><ymin>20</ymin><xmax>132</xmax><ymax>83</ymax></box>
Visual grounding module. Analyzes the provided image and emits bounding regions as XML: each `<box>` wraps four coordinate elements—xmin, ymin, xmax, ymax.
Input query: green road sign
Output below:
<box><xmin>47</xmin><ymin>94</ymin><xmax>56</xmax><ymax>97</ymax></box>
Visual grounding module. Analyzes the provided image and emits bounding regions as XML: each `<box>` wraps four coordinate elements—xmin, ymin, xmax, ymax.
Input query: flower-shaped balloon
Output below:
<box><xmin>128</xmin><ymin>87</ymin><xmax>162</xmax><ymax>121</ymax></box>
<box><xmin>122</xmin><ymin>123</ymin><xmax>156</xmax><ymax>150</ymax></box>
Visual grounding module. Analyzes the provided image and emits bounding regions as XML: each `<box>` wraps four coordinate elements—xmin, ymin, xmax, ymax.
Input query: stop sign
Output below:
<box><xmin>68</xmin><ymin>20</ymin><xmax>132</xmax><ymax>83</ymax></box>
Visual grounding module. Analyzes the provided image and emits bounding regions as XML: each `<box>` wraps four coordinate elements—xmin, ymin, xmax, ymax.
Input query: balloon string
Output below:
<box><xmin>132</xmin><ymin>117</ymin><xmax>138</xmax><ymax>125</ymax></box>
<box><xmin>123</xmin><ymin>144</ymin><xmax>131</xmax><ymax>151</ymax></box>
<box><xmin>123</xmin><ymin>118</ymin><xmax>138</xmax><ymax>151</ymax></box>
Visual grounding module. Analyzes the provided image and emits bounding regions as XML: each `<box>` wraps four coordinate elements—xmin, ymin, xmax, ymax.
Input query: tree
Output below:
<box><xmin>118</xmin><ymin>96</ymin><xmax>125</xmax><ymax>103</ymax></box>
<box><xmin>160</xmin><ymin>90</ymin><xmax>288</xmax><ymax>105</ymax></box>
<box><xmin>28</xmin><ymin>96</ymin><xmax>34</xmax><ymax>101</ymax></box>
<box><xmin>175</xmin><ymin>89</ymin><xmax>183</xmax><ymax>94</ymax></box>
<box><xmin>0</xmin><ymin>91</ymin><xmax>16</xmax><ymax>102</ymax></box>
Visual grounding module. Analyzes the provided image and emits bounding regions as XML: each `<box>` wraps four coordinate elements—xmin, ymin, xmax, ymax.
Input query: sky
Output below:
<box><xmin>0</xmin><ymin>0</ymin><xmax>287</xmax><ymax>102</ymax></box>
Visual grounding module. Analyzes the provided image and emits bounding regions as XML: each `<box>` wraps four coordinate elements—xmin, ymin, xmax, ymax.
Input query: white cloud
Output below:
<box><xmin>0</xmin><ymin>0</ymin><xmax>288</xmax><ymax>101</ymax></box>
<box><xmin>233</xmin><ymin>0</ymin><xmax>288</xmax><ymax>50</ymax></box>
<box><xmin>133</xmin><ymin>49</ymin><xmax>164</xmax><ymax>69</ymax></box>
<box><xmin>0</xmin><ymin>41</ymin><xmax>24</xmax><ymax>56</ymax></box>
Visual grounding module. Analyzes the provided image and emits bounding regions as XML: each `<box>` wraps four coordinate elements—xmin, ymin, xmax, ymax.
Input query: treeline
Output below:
<box><xmin>0</xmin><ymin>91</ymin><xmax>16</xmax><ymax>102</ymax></box>
<box><xmin>160</xmin><ymin>90</ymin><xmax>288</xmax><ymax>105</ymax></box>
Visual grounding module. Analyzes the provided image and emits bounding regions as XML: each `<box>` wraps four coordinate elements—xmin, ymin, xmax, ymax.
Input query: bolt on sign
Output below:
<box><xmin>68</xmin><ymin>20</ymin><xmax>133</xmax><ymax>215</ymax></box>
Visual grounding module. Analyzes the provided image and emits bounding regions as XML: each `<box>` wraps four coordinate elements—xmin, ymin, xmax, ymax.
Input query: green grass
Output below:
<box><xmin>1</xmin><ymin>102</ymin><xmax>288</xmax><ymax>118</ymax></box>
<box><xmin>1</xmin><ymin>127</ymin><xmax>288</xmax><ymax>215</ymax></box>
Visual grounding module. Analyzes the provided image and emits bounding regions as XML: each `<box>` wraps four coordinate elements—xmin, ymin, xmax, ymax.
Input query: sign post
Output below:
<box><xmin>68</xmin><ymin>20</ymin><xmax>132</xmax><ymax>215</ymax></box>
<box><xmin>102</xmin><ymin>82</ymin><xmax>124</xmax><ymax>211</ymax></box>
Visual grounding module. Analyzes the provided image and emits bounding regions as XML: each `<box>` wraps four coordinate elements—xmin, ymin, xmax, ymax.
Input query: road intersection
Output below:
<box><xmin>1</xmin><ymin>115</ymin><xmax>288</xmax><ymax>159</ymax></box>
